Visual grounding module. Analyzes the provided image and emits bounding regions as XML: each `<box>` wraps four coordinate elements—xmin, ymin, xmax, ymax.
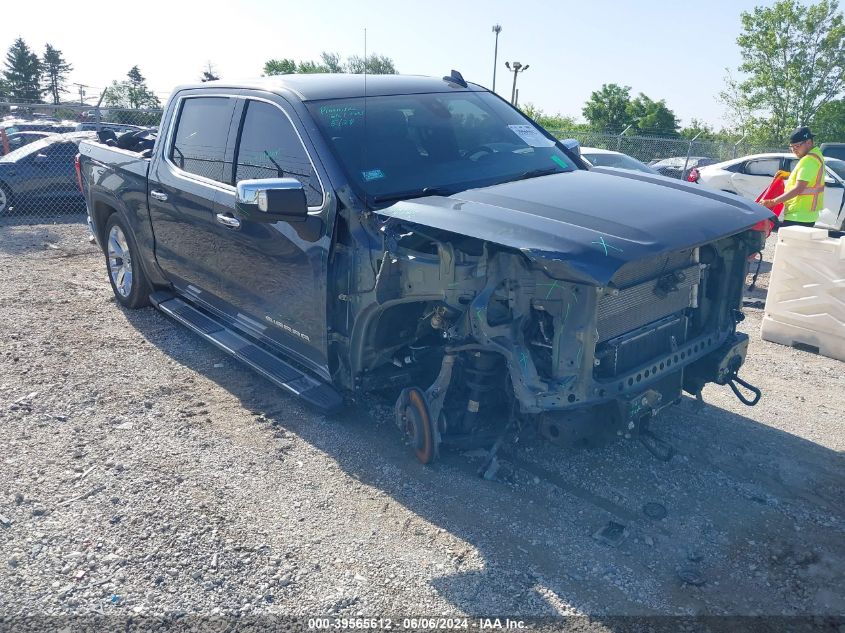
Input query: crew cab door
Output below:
<box><xmin>148</xmin><ymin>95</ymin><xmax>238</xmax><ymax>310</ymax></box>
<box><xmin>211</xmin><ymin>97</ymin><xmax>332</xmax><ymax>378</ymax></box>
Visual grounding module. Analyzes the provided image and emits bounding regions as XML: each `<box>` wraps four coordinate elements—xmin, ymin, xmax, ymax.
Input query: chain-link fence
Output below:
<box><xmin>546</xmin><ymin>128</ymin><xmax>785</xmax><ymax>176</ymax></box>
<box><xmin>0</xmin><ymin>102</ymin><xmax>162</xmax><ymax>225</ymax></box>
<box><xmin>2</xmin><ymin>100</ymin><xmax>788</xmax><ymax>225</ymax></box>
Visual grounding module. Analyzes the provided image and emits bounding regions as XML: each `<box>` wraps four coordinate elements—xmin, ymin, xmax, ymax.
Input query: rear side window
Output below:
<box><xmin>234</xmin><ymin>100</ymin><xmax>323</xmax><ymax>207</ymax></box>
<box><xmin>170</xmin><ymin>97</ymin><xmax>234</xmax><ymax>183</ymax></box>
<box><xmin>744</xmin><ymin>158</ymin><xmax>780</xmax><ymax>177</ymax></box>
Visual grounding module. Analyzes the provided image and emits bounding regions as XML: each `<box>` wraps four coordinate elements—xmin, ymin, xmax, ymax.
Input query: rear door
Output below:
<box><xmin>731</xmin><ymin>157</ymin><xmax>780</xmax><ymax>199</ymax></box>
<box><xmin>211</xmin><ymin>97</ymin><xmax>332</xmax><ymax>377</ymax></box>
<box><xmin>148</xmin><ymin>95</ymin><xmax>237</xmax><ymax>309</ymax></box>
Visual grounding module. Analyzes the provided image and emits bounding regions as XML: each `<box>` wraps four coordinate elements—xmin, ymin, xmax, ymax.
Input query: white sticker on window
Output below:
<box><xmin>361</xmin><ymin>169</ymin><xmax>385</xmax><ymax>181</ymax></box>
<box><xmin>508</xmin><ymin>124</ymin><xmax>555</xmax><ymax>147</ymax></box>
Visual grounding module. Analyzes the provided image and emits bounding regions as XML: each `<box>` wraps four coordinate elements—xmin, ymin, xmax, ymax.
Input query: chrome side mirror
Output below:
<box><xmin>235</xmin><ymin>178</ymin><xmax>308</xmax><ymax>222</ymax></box>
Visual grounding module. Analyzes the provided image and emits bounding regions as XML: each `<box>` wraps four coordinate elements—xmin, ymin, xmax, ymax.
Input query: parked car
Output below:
<box><xmin>0</xmin><ymin>130</ymin><xmax>56</xmax><ymax>156</ymax></box>
<box><xmin>695</xmin><ymin>153</ymin><xmax>845</xmax><ymax>230</ymax></box>
<box><xmin>820</xmin><ymin>142</ymin><xmax>845</xmax><ymax>162</ymax></box>
<box><xmin>0</xmin><ymin>132</ymin><xmax>95</xmax><ymax>216</ymax></box>
<box><xmin>650</xmin><ymin>156</ymin><xmax>718</xmax><ymax>180</ymax></box>
<box><xmin>1</xmin><ymin>118</ymin><xmax>77</xmax><ymax>135</ymax></box>
<box><xmin>74</xmin><ymin>122</ymin><xmax>151</xmax><ymax>134</ymax></box>
<box><xmin>580</xmin><ymin>147</ymin><xmax>659</xmax><ymax>175</ymax></box>
<box><xmin>78</xmin><ymin>73</ymin><xmax>770</xmax><ymax>464</ymax></box>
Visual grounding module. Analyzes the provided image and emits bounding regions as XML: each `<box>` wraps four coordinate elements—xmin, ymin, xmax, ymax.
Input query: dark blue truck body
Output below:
<box><xmin>79</xmin><ymin>74</ymin><xmax>772</xmax><ymax>462</ymax></box>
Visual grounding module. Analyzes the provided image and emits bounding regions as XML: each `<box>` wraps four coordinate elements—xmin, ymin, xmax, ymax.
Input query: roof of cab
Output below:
<box><xmin>173</xmin><ymin>74</ymin><xmax>486</xmax><ymax>101</ymax></box>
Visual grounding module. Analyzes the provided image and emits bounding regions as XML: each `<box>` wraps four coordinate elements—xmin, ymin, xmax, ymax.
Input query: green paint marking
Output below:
<box><xmin>550</xmin><ymin>155</ymin><xmax>569</xmax><ymax>170</ymax></box>
<box><xmin>561</xmin><ymin>301</ymin><xmax>571</xmax><ymax>327</ymax></box>
<box><xmin>519</xmin><ymin>351</ymin><xmax>529</xmax><ymax>368</ymax></box>
<box><xmin>545</xmin><ymin>280</ymin><xmax>560</xmax><ymax>300</ymax></box>
<box><xmin>591</xmin><ymin>236</ymin><xmax>623</xmax><ymax>256</ymax></box>
<box><xmin>476</xmin><ymin>308</ymin><xmax>483</xmax><ymax>322</ymax></box>
<box><xmin>575</xmin><ymin>343</ymin><xmax>583</xmax><ymax>366</ymax></box>
<box><xmin>448</xmin><ymin>282</ymin><xmax>460</xmax><ymax>288</ymax></box>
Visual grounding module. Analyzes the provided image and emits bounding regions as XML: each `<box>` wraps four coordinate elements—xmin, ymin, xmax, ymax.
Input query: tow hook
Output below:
<box><xmin>623</xmin><ymin>390</ymin><xmax>674</xmax><ymax>462</ymax></box>
<box><xmin>718</xmin><ymin>356</ymin><xmax>761</xmax><ymax>407</ymax></box>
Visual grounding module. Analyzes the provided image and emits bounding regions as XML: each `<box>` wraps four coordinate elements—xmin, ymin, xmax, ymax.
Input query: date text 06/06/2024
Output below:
<box><xmin>306</xmin><ymin>618</ymin><xmax>527</xmax><ymax>630</ymax></box>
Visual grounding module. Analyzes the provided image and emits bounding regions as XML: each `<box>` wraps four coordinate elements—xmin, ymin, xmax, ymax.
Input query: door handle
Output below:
<box><xmin>150</xmin><ymin>189</ymin><xmax>168</xmax><ymax>202</ymax></box>
<box><xmin>216</xmin><ymin>213</ymin><xmax>241</xmax><ymax>229</ymax></box>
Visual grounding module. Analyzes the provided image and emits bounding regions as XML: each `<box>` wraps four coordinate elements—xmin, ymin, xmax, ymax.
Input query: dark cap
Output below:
<box><xmin>789</xmin><ymin>126</ymin><xmax>814</xmax><ymax>144</ymax></box>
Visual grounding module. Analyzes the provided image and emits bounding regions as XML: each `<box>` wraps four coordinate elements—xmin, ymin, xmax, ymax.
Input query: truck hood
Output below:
<box><xmin>374</xmin><ymin>168</ymin><xmax>774</xmax><ymax>286</ymax></box>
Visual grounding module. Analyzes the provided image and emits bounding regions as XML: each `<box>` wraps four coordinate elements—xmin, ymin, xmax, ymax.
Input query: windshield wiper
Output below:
<box><xmin>515</xmin><ymin>167</ymin><xmax>563</xmax><ymax>181</ymax></box>
<box><xmin>372</xmin><ymin>186</ymin><xmax>450</xmax><ymax>204</ymax></box>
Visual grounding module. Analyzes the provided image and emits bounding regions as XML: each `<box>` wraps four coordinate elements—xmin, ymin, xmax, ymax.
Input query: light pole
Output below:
<box><xmin>505</xmin><ymin>61</ymin><xmax>529</xmax><ymax>106</ymax></box>
<box><xmin>491</xmin><ymin>24</ymin><xmax>502</xmax><ymax>92</ymax></box>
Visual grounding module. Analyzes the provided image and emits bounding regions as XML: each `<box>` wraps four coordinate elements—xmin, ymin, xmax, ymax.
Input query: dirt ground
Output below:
<box><xmin>0</xmin><ymin>221</ymin><xmax>843</xmax><ymax>625</ymax></box>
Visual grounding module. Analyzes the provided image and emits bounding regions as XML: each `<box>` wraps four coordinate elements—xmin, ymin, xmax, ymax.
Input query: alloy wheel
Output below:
<box><xmin>107</xmin><ymin>225</ymin><xmax>133</xmax><ymax>297</ymax></box>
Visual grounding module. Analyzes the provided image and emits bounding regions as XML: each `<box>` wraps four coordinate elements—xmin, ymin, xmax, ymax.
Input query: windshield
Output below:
<box><xmin>581</xmin><ymin>151</ymin><xmax>656</xmax><ymax>174</ymax></box>
<box><xmin>0</xmin><ymin>136</ymin><xmax>55</xmax><ymax>163</ymax></box>
<box><xmin>306</xmin><ymin>91</ymin><xmax>576</xmax><ymax>204</ymax></box>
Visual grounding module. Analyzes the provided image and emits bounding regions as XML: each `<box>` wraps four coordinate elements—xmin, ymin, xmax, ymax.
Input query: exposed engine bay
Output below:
<box><xmin>329</xmin><ymin>199</ymin><xmax>766</xmax><ymax>464</ymax></box>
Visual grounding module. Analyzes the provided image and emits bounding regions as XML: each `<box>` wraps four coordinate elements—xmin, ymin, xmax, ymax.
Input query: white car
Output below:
<box><xmin>579</xmin><ymin>147</ymin><xmax>659</xmax><ymax>175</ymax></box>
<box><xmin>697</xmin><ymin>153</ymin><xmax>845</xmax><ymax>230</ymax></box>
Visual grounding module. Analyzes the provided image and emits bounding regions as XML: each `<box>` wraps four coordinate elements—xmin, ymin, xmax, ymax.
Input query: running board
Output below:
<box><xmin>150</xmin><ymin>292</ymin><xmax>342</xmax><ymax>414</ymax></box>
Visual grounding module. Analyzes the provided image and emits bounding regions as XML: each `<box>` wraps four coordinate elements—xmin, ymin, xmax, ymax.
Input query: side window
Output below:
<box><xmin>170</xmin><ymin>97</ymin><xmax>234</xmax><ymax>183</ymax></box>
<box><xmin>744</xmin><ymin>158</ymin><xmax>780</xmax><ymax>177</ymax></box>
<box><xmin>235</xmin><ymin>100</ymin><xmax>323</xmax><ymax>207</ymax></box>
<box><xmin>786</xmin><ymin>158</ymin><xmax>799</xmax><ymax>172</ymax></box>
<box><xmin>47</xmin><ymin>142</ymin><xmax>77</xmax><ymax>156</ymax></box>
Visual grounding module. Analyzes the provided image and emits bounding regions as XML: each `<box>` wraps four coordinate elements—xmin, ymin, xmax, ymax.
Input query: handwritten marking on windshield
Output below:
<box><xmin>591</xmin><ymin>236</ymin><xmax>623</xmax><ymax>256</ymax></box>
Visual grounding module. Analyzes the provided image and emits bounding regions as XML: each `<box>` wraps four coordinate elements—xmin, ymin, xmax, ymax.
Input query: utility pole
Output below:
<box><xmin>73</xmin><ymin>83</ymin><xmax>92</xmax><ymax>104</ymax></box>
<box><xmin>491</xmin><ymin>24</ymin><xmax>502</xmax><ymax>92</ymax></box>
<box><xmin>504</xmin><ymin>61</ymin><xmax>528</xmax><ymax>106</ymax></box>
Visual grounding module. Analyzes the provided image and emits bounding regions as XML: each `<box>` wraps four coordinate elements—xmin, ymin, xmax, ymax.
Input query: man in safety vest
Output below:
<box><xmin>761</xmin><ymin>126</ymin><xmax>825</xmax><ymax>227</ymax></box>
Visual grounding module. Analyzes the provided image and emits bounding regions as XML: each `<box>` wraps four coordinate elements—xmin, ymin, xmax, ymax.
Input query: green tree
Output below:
<box><xmin>721</xmin><ymin>0</ymin><xmax>845</xmax><ymax>143</ymax></box>
<box><xmin>200</xmin><ymin>61</ymin><xmax>219</xmax><ymax>82</ymax></box>
<box><xmin>125</xmin><ymin>66</ymin><xmax>159</xmax><ymax>109</ymax></box>
<box><xmin>680</xmin><ymin>118</ymin><xmax>716</xmax><ymax>140</ymax></box>
<box><xmin>344</xmin><ymin>54</ymin><xmax>397</xmax><ymax>74</ymax></box>
<box><xmin>41</xmin><ymin>44</ymin><xmax>72</xmax><ymax>105</ymax></box>
<box><xmin>812</xmin><ymin>98</ymin><xmax>845</xmax><ymax>140</ymax></box>
<box><xmin>0</xmin><ymin>77</ymin><xmax>9</xmax><ymax>114</ymax></box>
<box><xmin>3</xmin><ymin>38</ymin><xmax>42</xmax><ymax>103</ymax></box>
<box><xmin>321</xmin><ymin>52</ymin><xmax>344</xmax><ymax>73</ymax></box>
<box><xmin>520</xmin><ymin>103</ymin><xmax>587</xmax><ymax>132</ymax></box>
<box><xmin>263</xmin><ymin>58</ymin><xmax>297</xmax><ymax>75</ymax></box>
<box><xmin>296</xmin><ymin>60</ymin><xmax>330</xmax><ymax>73</ymax></box>
<box><xmin>582</xmin><ymin>83</ymin><xmax>632</xmax><ymax>133</ymax></box>
<box><xmin>264</xmin><ymin>52</ymin><xmax>397</xmax><ymax>76</ymax></box>
<box><xmin>626</xmin><ymin>93</ymin><xmax>680</xmax><ymax>137</ymax></box>
<box><xmin>104</xmin><ymin>66</ymin><xmax>160</xmax><ymax>123</ymax></box>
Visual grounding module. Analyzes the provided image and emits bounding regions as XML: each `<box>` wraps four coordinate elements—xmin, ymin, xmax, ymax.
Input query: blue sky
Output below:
<box><xmin>2</xmin><ymin>0</ymin><xmax>773</xmax><ymax>128</ymax></box>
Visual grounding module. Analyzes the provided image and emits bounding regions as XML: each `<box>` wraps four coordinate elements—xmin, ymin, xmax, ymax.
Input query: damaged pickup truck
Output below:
<box><xmin>78</xmin><ymin>72</ymin><xmax>773</xmax><ymax>463</ymax></box>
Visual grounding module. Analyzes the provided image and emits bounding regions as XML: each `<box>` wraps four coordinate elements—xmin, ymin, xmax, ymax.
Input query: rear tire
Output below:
<box><xmin>104</xmin><ymin>214</ymin><xmax>150</xmax><ymax>308</ymax></box>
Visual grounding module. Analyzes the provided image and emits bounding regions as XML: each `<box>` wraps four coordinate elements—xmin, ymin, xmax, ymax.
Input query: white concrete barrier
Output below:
<box><xmin>761</xmin><ymin>226</ymin><xmax>845</xmax><ymax>362</ymax></box>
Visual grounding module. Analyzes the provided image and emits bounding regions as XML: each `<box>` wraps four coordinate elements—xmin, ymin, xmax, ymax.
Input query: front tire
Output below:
<box><xmin>104</xmin><ymin>214</ymin><xmax>150</xmax><ymax>308</ymax></box>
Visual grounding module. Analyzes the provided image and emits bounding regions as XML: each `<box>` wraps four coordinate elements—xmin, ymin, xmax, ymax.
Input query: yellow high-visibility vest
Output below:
<box><xmin>784</xmin><ymin>147</ymin><xmax>825</xmax><ymax>222</ymax></box>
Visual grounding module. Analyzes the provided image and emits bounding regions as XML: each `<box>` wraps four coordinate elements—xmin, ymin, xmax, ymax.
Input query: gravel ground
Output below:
<box><xmin>1</xmin><ymin>221</ymin><xmax>843</xmax><ymax>625</ymax></box>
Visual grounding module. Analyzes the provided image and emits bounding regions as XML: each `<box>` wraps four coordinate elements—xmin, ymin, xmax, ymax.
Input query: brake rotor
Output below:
<box><xmin>394</xmin><ymin>387</ymin><xmax>438</xmax><ymax>464</ymax></box>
